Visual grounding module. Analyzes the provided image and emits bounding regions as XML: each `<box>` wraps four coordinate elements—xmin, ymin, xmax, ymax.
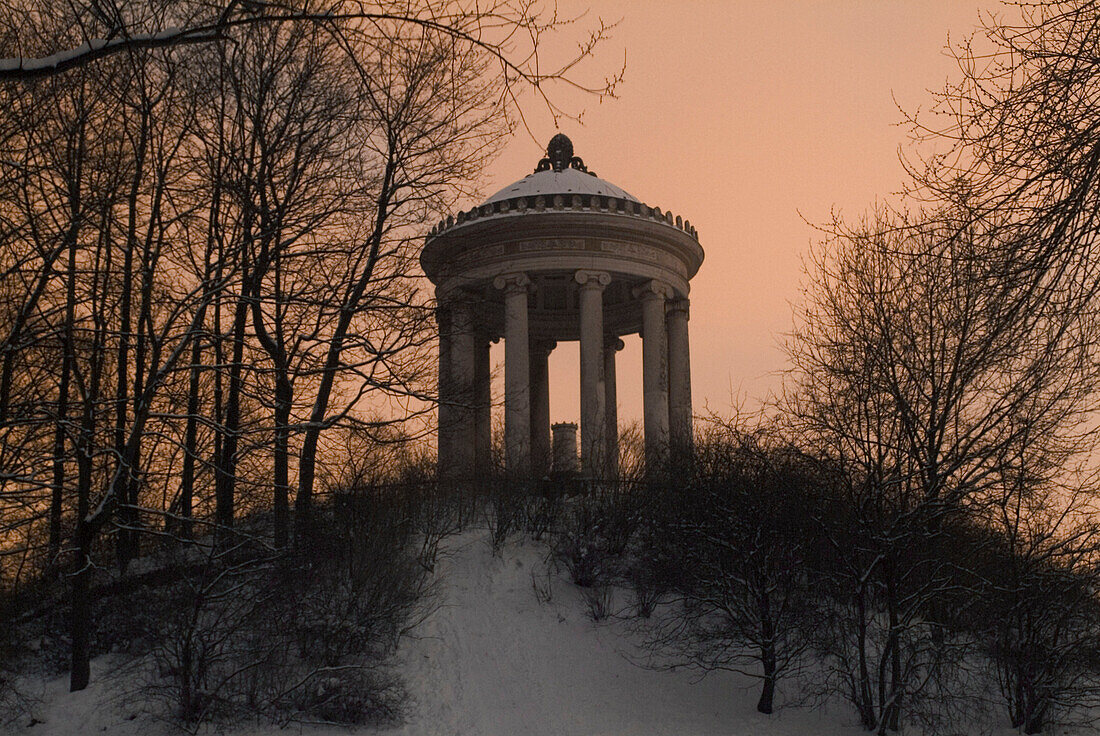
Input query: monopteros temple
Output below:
<box><xmin>421</xmin><ymin>135</ymin><xmax>704</xmax><ymax>478</ymax></box>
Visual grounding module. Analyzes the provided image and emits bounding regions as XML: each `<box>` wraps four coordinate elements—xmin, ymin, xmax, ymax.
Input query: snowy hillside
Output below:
<box><xmin>18</xmin><ymin>530</ymin><xmax>1064</xmax><ymax>735</ymax></box>
<box><xmin>381</xmin><ymin>533</ymin><xmax>862</xmax><ymax>736</ymax></box>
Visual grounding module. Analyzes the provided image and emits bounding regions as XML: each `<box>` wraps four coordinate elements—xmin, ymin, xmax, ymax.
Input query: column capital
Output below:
<box><xmin>667</xmin><ymin>297</ymin><xmax>690</xmax><ymax>317</ymax></box>
<box><xmin>574</xmin><ymin>269</ymin><xmax>611</xmax><ymax>289</ymax></box>
<box><xmin>605</xmin><ymin>336</ymin><xmax>625</xmax><ymax>352</ymax></box>
<box><xmin>493</xmin><ymin>272</ymin><xmax>532</xmax><ymax>294</ymax></box>
<box><xmin>530</xmin><ymin>338</ymin><xmax>557</xmax><ymax>356</ymax></box>
<box><xmin>633</xmin><ymin>279</ymin><xmax>674</xmax><ymax>301</ymax></box>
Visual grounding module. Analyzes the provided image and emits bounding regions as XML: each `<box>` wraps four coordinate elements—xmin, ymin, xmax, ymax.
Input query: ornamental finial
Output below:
<box><xmin>547</xmin><ymin>133</ymin><xmax>573</xmax><ymax>171</ymax></box>
<box><xmin>534</xmin><ymin>133</ymin><xmax>593</xmax><ymax>175</ymax></box>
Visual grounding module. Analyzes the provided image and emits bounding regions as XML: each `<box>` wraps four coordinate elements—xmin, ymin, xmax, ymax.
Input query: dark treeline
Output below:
<box><xmin>548</xmin><ymin>414</ymin><xmax>1100</xmax><ymax>735</ymax></box>
<box><xmin>0</xmin><ymin>0</ymin><xmax>619</xmax><ymax>697</ymax></box>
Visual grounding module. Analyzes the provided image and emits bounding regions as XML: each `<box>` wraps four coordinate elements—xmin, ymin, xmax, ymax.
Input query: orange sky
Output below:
<box><xmin>466</xmin><ymin>1</ymin><xmax>1003</xmax><ymax>428</ymax></box>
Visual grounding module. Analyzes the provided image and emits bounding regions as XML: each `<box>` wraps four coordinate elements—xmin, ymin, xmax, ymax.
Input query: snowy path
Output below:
<box><xmin>383</xmin><ymin>531</ymin><xmax>860</xmax><ymax>736</ymax></box>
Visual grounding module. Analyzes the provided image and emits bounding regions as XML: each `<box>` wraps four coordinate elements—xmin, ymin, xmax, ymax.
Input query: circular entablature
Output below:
<box><xmin>421</xmin><ymin>136</ymin><xmax>704</xmax><ymax>342</ymax></box>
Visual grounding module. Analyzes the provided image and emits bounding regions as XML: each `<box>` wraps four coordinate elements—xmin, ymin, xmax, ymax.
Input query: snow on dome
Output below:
<box><xmin>483</xmin><ymin>168</ymin><xmax>640</xmax><ymax>205</ymax></box>
<box><xmin>482</xmin><ymin>135</ymin><xmax>640</xmax><ymax>205</ymax></box>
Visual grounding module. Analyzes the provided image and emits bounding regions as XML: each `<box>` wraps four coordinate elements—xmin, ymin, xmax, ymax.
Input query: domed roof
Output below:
<box><xmin>484</xmin><ymin>168</ymin><xmax>639</xmax><ymax>204</ymax></box>
<box><xmin>483</xmin><ymin>134</ymin><xmax>640</xmax><ymax>205</ymax></box>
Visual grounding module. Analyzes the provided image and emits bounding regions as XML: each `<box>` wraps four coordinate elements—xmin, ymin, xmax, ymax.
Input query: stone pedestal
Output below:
<box><xmin>551</xmin><ymin>422</ymin><xmax>579</xmax><ymax>475</ymax></box>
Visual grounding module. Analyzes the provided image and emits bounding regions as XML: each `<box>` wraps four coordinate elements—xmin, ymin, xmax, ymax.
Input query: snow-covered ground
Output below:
<box><xmin>381</xmin><ymin>532</ymin><xmax>861</xmax><ymax>736</ymax></box>
<box><xmin>16</xmin><ymin>531</ymin><xmax>1053</xmax><ymax>735</ymax></box>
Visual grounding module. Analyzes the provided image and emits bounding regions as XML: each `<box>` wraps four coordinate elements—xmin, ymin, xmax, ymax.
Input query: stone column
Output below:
<box><xmin>576</xmin><ymin>270</ymin><xmax>610</xmax><ymax>478</ymax></box>
<box><xmin>494</xmin><ymin>273</ymin><xmax>532</xmax><ymax>476</ymax></box>
<box><xmin>474</xmin><ymin>329</ymin><xmax>493</xmax><ymax>475</ymax></box>
<box><xmin>450</xmin><ymin>297</ymin><xmax>476</xmax><ymax>478</ymax></box>
<box><xmin>604</xmin><ymin>336</ymin><xmax>625</xmax><ymax>478</ymax></box>
<box><xmin>667</xmin><ymin>298</ymin><xmax>693</xmax><ymax>463</ymax></box>
<box><xmin>530</xmin><ymin>339</ymin><xmax>555</xmax><ymax>477</ymax></box>
<box><xmin>435</xmin><ymin>304</ymin><xmax>454</xmax><ymax>478</ymax></box>
<box><xmin>636</xmin><ymin>280</ymin><xmax>672</xmax><ymax>469</ymax></box>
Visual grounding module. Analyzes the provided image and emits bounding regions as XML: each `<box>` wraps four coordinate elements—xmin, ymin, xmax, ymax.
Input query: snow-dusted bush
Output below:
<box><xmin>939</xmin><ymin>489</ymin><xmax>1100</xmax><ymax>735</ymax></box>
<box><xmin>521</xmin><ymin>483</ymin><xmax>566</xmax><ymax>541</ymax></box>
<box><xmin>484</xmin><ymin>478</ymin><xmax>526</xmax><ymax>552</ymax></box>
<box><xmin>139</xmin><ymin>484</ymin><xmax>440</xmax><ymax>727</ymax></box>
<box><xmin>550</xmin><ymin>484</ymin><xmax>645</xmax><ymax>589</ymax></box>
<box><xmin>0</xmin><ymin>669</ymin><xmax>35</xmax><ymax>729</ymax></box>
<box><xmin>631</xmin><ymin>430</ymin><xmax>820</xmax><ymax>716</ymax></box>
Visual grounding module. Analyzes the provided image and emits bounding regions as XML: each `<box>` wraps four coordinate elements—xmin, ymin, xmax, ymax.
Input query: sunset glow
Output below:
<box><xmin>477</xmin><ymin>1</ymin><xmax>1000</xmax><ymax>426</ymax></box>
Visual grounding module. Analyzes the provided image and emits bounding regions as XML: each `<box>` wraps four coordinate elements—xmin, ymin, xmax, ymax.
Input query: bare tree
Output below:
<box><xmin>0</xmin><ymin>0</ymin><xmax>624</xmax><ymax>128</ymax></box>
<box><xmin>0</xmin><ymin>0</ymin><xmax>621</xmax><ymax>698</ymax></box>
<box><xmin>783</xmin><ymin>203</ymin><xmax>1099</xmax><ymax>731</ymax></box>
<box><xmin>907</xmin><ymin>2</ymin><xmax>1100</xmax><ymax>345</ymax></box>
<box><xmin>641</xmin><ymin>421</ymin><xmax>817</xmax><ymax>715</ymax></box>
<box><xmin>956</xmin><ymin>444</ymin><xmax>1100</xmax><ymax>734</ymax></box>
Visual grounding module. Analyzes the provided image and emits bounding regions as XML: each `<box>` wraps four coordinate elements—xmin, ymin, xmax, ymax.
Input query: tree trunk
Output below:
<box><xmin>51</xmin><ymin>116</ymin><xmax>84</xmax><ymax>578</ymax></box>
<box><xmin>49</xmin><ymin>346</ymin><xmax>72</xmax><ymax>576</ymax></box>
<box><xmin>294</xmin><ymin>154</ymin><xmax>396</xmax><ymax>547</ymax></box>
<box><xmin>215</xmin><ymin>292</ymin><xmax>248</xmax><ymax>541</ymax></box>
<box><xmin>179</xmin><ymin>333</ymin><xmax>202</xmax><ymax>541</ymax></box>
<box><xmin>857</xmin><ymin>583</ymin><xmax>876</xmax><ymax>731</ymax></box>
<box><xmin>273</xmin><ymin>377</ymin><xmax>291</xmax><ymax>549</ymax></box>
<box><xmin>125</xmin><ymin>199</ymin><xmax>159</xmax><ymax>558</ymax></box>
<box><xmin>247</xmin><ymin>250</ymin><xmax>292</xmax><ymax>549</ymax></box>
<box><xmin>758</xmin><ymin>643</ymin><xmax>777</xmax><ymax>714</ymax></box>
<box><xmin>69</xmin><ymin>364</ymin><xmax>98</xmax><ymax>692</ymax></box>
<box><xmin>885</xmin><ymin>563</ymin><xmax>901</xmax><ymax>732</ymax></box>
<box><xmin>69</xmin><ymin>523</ymin><xmax>91</xmax><ymax>691</ymax></box>
<box><xmin>1023</xmin><ymin>700</ymin><xmax>1045</xmax><ymax>735</ymax></box>
<box><xmin>114</xmin><ymin>113</ymin><xmax>144</xmax><ymax>569</ymax></box>
<box><xmin>757</xmin><ymin>587</ymin><xmax>777</xmax><ymax>714</ymax></box>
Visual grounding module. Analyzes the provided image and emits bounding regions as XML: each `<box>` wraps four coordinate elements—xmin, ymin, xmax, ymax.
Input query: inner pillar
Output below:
<box><xmin>667</xmin><ymin>297</ymin><xmax>693</xmax><ymax>464</ymax></box>
<box><xmin>530</xmin><ymin>339</ymin><xmax>555</xmax><ymax>476</ymax></box>
<box><xmin>604</xmin><ymin>336</ymin><xmax>625</xmax><ymax>478</ymax></box>
<box><xmin>637</xmin><ymin>280</ymin><xmax>672</xmax><ymax>470</ymax></box>
<box><xmin>495</xmin><ymin>273</ymin><xmax>532</xmax><ymax>476</ymax></box>
<box><xmin>576</xmin><ymin>270</ymin><xmax>610</xmax><ymax>478</ymax></box>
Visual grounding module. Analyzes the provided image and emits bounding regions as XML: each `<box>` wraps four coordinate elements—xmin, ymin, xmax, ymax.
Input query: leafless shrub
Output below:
<box><xmin>522</xmin><ymin>483</ymin><xmax>566</xmax><ymax>541</ymax></box>
<box><xmin>582</xmin><ymin>584</ymin><xmax>614</xmax><ymax>622</ymax></box>
<box><xmin>485</xmin><ymin>478</ymin><xmax>526</xmax><ymax>553</ymax></box>
<box><xmin>0</xmin><ymin>670</ymin><xmax>36</xmax><ymax>730</ymax></box>
<box><xmin>531</xmin><ymin>567</ymin><xmax>554</xmax><ymax>605</ymax></box>
<box><xmin>631</xmin><ymin>427</ymin><xmax>819</xmax><ymax>716</ymax></box>
<box><xmin>551</xmin><ymin>501</ymin><xmax>616</xmax><ymax>589</ymax></box>
<box><xmin>138</xmin><ymin>486</ymin><xmax>436</xmax><ymax>728</ymax></box>
<box><xmin>549</xmin><ymin>483</ymin><xmax>648</xmax><ymax>589</ymax></box>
